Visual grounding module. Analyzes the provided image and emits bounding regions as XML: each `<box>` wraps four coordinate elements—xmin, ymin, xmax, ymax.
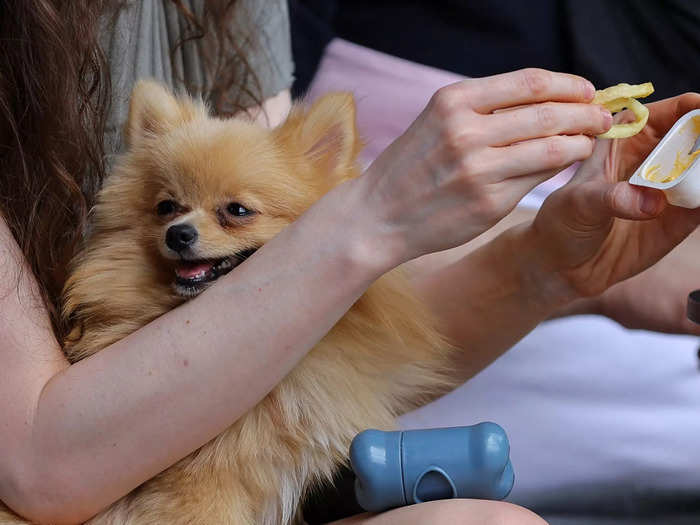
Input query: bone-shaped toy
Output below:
<box><xmin>350</xmin><ymin>422</ymin><xmax>514</xmax><ymax>513</ymax></box>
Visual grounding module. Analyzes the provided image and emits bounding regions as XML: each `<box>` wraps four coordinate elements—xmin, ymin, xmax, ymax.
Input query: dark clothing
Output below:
<box><xmin>290</xmin><ymin>0</ymin><xmax>700</xmax><ymax>101</ymax></box>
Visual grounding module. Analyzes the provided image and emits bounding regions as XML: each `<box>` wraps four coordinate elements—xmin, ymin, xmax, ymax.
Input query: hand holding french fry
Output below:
<box><xmin>526</xmin><ymin>92</ymin><xmax>700</xmax><ymax>302</ymax></box>
<box><xmin>358</xmin><ymin>68</ymin><xmax>612</xmax><ymax>266</ymax></box>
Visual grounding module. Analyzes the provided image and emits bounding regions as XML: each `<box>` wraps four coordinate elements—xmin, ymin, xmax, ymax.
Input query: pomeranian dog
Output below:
<box><xmin>0</xmin><ymin>81</ymin><xmax>456</xmax><ymax>524</ymax></box>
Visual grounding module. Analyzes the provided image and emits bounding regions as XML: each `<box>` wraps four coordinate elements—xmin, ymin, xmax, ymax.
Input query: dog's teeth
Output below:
<box><xmin>173</xmin><ymin>256</ymin><xmax>241</xmax><ymax>297</ymax></box>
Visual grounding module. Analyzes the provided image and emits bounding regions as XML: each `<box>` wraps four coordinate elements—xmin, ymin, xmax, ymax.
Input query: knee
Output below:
<box><xmin>428</xmin><ymin>500</ymin><xmax>548</xmax><ymax>525</ymax></box>
<box><xmin>480</xmin><ymin>502</ymin><xmax>548</xmax><ymax>525</ymax></box>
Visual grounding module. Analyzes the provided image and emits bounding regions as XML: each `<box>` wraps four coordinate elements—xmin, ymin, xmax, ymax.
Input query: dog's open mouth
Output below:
<box><xmin>173</xmin><ymin>248</ymin><xmax>256</xmax><ymax>297</ymax></box>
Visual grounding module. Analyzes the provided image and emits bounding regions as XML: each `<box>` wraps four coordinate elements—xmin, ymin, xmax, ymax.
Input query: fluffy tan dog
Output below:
<box><xmin>0</xmin><ymin>81</ymin><xmax>455</xmax><ymax>524</ymax></box>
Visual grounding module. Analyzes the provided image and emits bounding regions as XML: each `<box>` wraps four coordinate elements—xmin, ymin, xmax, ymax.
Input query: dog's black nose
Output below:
<box><xmin>166</xmin><ymin>223</ymin><xmax>198</xmax><ymax>253</ymax></box>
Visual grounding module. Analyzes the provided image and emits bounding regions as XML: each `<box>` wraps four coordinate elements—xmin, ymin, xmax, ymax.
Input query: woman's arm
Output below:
<box><xmin>409</xmin><ymin>222</ymin><xmax>574</xmax><ymax>380</ymax></box>
<box><xmin>0</xmin><ymin>90</ymin><xmax>291</xmax><ymax>524</ymax></box>
<box><xmin>410</xmin><ymin>198</ymin><xmax>700</xmax><ymax>357</ymax></box>
<box><xmin>0</xmin><ymin>185</ymin><xmax>382</xmax><ymax>524</ymax></box>
<box><xmin>411</xmin><ymin>93</ymin><xmax>700</xmax><ymax>380</ymax></box>
<box><xmin>0</xmin><ymin>69</ymin><xmax>604</xmax><ymax>524</ymax></box>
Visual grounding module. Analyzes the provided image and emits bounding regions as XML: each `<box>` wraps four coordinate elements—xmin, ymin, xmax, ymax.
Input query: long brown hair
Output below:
<box><xmin>0</xmin><ymin>0</ymin><xmax>259</xmax><ymax>341</ymax></box>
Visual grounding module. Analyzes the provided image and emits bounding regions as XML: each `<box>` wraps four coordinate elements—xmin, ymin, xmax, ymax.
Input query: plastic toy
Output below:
<box><xmin>350</xmin><ymin>422</ymin><xmax>514</xmax><ymax>513</ymax></box>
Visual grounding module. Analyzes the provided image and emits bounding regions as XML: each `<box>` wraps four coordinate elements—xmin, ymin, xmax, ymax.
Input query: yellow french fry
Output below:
<box><xmin>593</xmin><ymin>82</ymin><xmax>654</xmax><ymax>139</ymax></box>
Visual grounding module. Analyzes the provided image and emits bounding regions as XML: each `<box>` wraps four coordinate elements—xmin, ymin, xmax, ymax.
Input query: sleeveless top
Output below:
<box><xmin>99</xmin><ymin>0</ymin><xmax>294</xmax><ymax>162</ymax></box>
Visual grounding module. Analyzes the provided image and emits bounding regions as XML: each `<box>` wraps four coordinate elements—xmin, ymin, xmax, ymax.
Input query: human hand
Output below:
<box><xmin>529</xmin><ymin>93</ymin><xmax>700</xmax><ymax>305</ymax></box>
<box><xmin>595</xmin><ymin>228</ymin><xmax>700</xmax><ymax>335</ymax></box>
<box><xmin>353</xmin><ymin>68</ymin><xmax>611</xmax><ymax>268</ymax></box>
<box><xmin>557</xmin><ymin>227</ymin><xmax>700</xmax><ymax>335</ymax></box>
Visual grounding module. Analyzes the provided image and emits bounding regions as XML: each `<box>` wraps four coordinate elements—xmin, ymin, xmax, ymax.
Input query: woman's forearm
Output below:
<box><xmin>410</xmin><ymin>223</ymin><xmax>577</xmax><ymax>381</ymax></box>
<box><xmin>3</xmin><ymin>65</ymin><xmax>609</xmax><ymax>521</ymax></box>
<box><xmin>15</xmin><ymin>181</ymin><xmax>384</xmax><ymax>524</ymax></box>
<box><xmin>405</xmin><ymin>206</ymin><xmax>605</xmax><ymax>326</ymax></box>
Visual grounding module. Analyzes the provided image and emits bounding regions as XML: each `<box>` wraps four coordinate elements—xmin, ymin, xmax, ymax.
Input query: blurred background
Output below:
<box><xmin>289</xmin><ymin>0</ymin><xmax>700</xmax><ymax>102</ymax></box>
<box><xmin>289</xmin><ymin>2</ymin><xmax>700</xmax><ymax>525</ymax></box>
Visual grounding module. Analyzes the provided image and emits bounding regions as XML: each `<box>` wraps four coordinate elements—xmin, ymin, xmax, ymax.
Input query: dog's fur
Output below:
<box><xmin>0</xmin><ymin>82</ymin><xmax>456</xmax><ymax>524</ymax></box>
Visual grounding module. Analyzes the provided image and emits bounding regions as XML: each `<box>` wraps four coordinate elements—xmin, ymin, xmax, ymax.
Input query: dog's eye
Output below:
<box><xmin>156</xmin><ymin>200</ymin><xmax>178</xmax><ymax>216</ymax></box>
<box><xmin>227</xmin><ymin>203</ymin><xmax>253</xmax><ymax>217</ymax></box>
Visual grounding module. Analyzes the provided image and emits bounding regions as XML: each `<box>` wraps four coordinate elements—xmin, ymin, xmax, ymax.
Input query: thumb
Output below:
<box><xmin>576</xmin><ymin>107</ymin><xmax>637</xmax><ymax>184</ymax></box>
<box><xmin>580</xmin><ymin>181</ymin><xmax>667</xmax><ymax>222</ymax></box>
<box><xmin>574</xmin><ymin>136</ymin><xmax>614</xmax><ymax>183</ymax></box>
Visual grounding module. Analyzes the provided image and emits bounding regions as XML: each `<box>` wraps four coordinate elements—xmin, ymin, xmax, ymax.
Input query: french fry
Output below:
<box><xmin>593</xmin><ymin>82</ymin><xmax>654</xmax><ymax>139</ymax></box>
<box><xmin>592</xmin><ymin>82</ymin><xmax>654</xmax><ymax>106</ymax></box>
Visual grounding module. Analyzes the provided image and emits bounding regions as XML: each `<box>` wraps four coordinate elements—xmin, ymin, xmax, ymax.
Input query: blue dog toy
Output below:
<box><xmin>350</xmin><ymin>422</ymin><xmax>514</xmax><ymax>512</ymax></box>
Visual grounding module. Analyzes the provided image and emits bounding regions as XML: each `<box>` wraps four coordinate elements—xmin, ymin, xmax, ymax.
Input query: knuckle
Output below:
<box><xmin>535</xmin><ymin>103</ymin><xmax>558</xmax><ymax>133</ymax></box>
<box><xmin>676</xmin><ymin>92</ymin><xmax>700</xmax><ymax>113</ymax></box>
<box><xmin>521</xmin><ymin>68</ymin><xmax>550</xmax><ymax>98</ymax></box>
<box><xmin>430</xmin><ymin>86</ymin><xmax>462</xmax><ymax>118</ymax></box>
<box><xmin>544</xmin><ymin>136</ymin><xmax>567</xmax><ymax>165</ymax></box>
<box><xmin>578</xmin><ymin>77</ymin><xmax>593</xmax><ymax>100</ymax></box>
<box><xmin>593</xmin><ymin>105</ymin><xmax>610</xmax><ymax>129</ymax></box>
<box><xmin>604</xmin><ymin>183</ymin><xmax>623</xmax><ymax>212</ymax></box>
<box><xmin>455</xmin><ymin>156</ymin><xmax>474</xmax><ymax>180</ymax></box>
<box><xmin>572</xmin><ymin>135</ymin><xmax>595</xmax><ymax>159</ymax></box>
<box><xmin>441</xmin><ymin>118</ymin><xmax>483</xmax><ymax>159</ymax></box>
<box><xmin>455</xmin><ymin>150</ymin><xmax>488</xmax><ymax>183</ymax></box>
<box><xmin>471</xmin><ymin>188</ymin><xmax>501</xmax><ymax>222</ymax></box>
<box><xmin>440</xmin><ymin>126</ymin><xmax>466</xmax><ymax>159</ymax></box>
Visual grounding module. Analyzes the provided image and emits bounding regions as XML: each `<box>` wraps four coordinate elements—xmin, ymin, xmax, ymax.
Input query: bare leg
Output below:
<box><xmin>328</xmin><ymin>500</ymin><xmax>548</xmax><ymax>525</ymax></box>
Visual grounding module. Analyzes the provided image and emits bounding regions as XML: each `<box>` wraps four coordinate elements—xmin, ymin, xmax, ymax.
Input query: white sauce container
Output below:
<box><xmin>628</xmin><ymin>109</ymin><xmax>700</xmax><ymax>209</ymax></box>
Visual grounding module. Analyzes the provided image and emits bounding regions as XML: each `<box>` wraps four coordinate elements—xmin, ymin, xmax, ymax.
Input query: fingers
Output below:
<box><xmin>573</xmin><ymin>133</ymin><xmax>615</xmax><ymax>182</ymax></box>
<box><xmin>636</xmin><ymin>92</ymin><xmax>700</xmax><ymax>143</ymax></box>
<box><xmin>483</xmin><ymin>103</ymin><xmax>612</xmax><ymax>146</ymax></box>
<box><xmin>581</xmin><ymin>181</ymin><xmax>667</xmax><ymax>222</ymax></box>
<box><xmin>656</xmin><ymin>204</ymin><xmax>700</xmax><ymax>243</ymax></box>
<box><xmin>484</xmin><ymin>135</ymin><xmax>595</xmax><ymax>179</ymax></box>
<box><xmin>605</xmin><ymin>184</ymin><xmax>667</xmax><ymax>219</ymax></box>
<box><xmin>463</xmin><ymin>69</ymin><xmax>595</xmax><ymax>113</ymax></box>
<box><xmin>497</xmin><ymin>169</ymin><xmax>566</xmax><ymax>208</ymax></box>
<box><xmin>668</xmin><ymin>92</ymin><xmax>700</xmax><ymax>117</ymax></box>
<box><xmin>647</xmin><ymin>92</ymin><xmax>700</xmax><ymax>127</ymax></box>
<box><xmin>571</xmin><ymin>176</ymin><xmax>700</xmax><ymax>232</ymax></box>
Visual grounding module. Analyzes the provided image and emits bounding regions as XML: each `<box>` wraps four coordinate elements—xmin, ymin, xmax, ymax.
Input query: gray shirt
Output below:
<box><xmin>100</xmin><ymin>0</ymin><xmax>294</xmax><ymax>160</ymax></box>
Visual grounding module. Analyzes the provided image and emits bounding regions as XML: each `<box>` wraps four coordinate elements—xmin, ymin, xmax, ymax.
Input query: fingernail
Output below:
<box><xmin>585</xmin><ymin>81</ymin><xmax>596</xmax><ymax>101</ymax></box>
<box><xmin>641</xmin><ymin>191</ymin><xmax>661</xmax><ymax>215</ymax></box>
<box><xmin>600</xmin><ymin>108</ymin><xmax>613</xmax><ymax>131</ymax></box>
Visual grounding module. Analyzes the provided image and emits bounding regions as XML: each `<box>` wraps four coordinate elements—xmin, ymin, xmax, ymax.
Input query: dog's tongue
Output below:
<box><xmin>175</xmin><ymin>261</ymin><xmax>213</xmax><ymax>279</ymax></box>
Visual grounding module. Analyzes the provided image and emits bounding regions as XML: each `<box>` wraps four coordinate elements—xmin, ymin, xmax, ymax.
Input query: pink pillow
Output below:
<box><xmin>306</xmin><ymin>38</ymin><xmax>575</xmax><ymax>208</ymax></box>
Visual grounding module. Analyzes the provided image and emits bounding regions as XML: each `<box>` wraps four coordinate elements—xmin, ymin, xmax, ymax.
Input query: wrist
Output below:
<box><xmin>328</xmin><ymin>175</ymin><xmax>408</xmax><ymax>277</ymax></box>
<box><xmin>291</xmin><ymin>176</ymin><xmax>403</xmax><ymax>285</ymax></box>
<box><xmin>503</xmin><ymin>222</ymin><xmax>581</xmax><ymax>315</ymax></box>
<box><xmin>549</xmin><ymin>295</ymin><xmax>604</xmax><ymax>319</ymax></box>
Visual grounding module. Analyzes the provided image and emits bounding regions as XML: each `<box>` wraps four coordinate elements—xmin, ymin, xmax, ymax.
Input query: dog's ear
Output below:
<box><xmin>125</xmin><ymin>80</ymin><xmax>202</xmax><ymax>147</ymax></box>
<box><xmin>278</xmin><ymin>93</ymin><xmax>361</xmax><ymax>180</ymax></box>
